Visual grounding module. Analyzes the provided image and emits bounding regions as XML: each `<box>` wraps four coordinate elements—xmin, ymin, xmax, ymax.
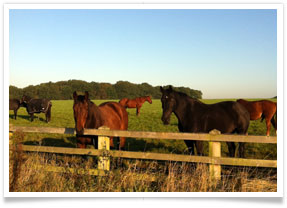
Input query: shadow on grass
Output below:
<box><xmin>23</xmin><ymin>137</ymin><xmax>76</xmax><ymax>148</ymax></box>
<box><xmin>9</xmin><ymin>115</ymin><xmax>16</xmax><ymax>120</ymax></box>
<box><xmin>125</xmin><ymin>137</ymin><xmax>184</xmax><ymax>154</ymax></box>
<box><xmin>14</xmin><ymin>114</ymin><xmax>48</xmax><ymax>122</ymax></box>
<box><xmin>14</xmin><ymin>115</ymin><xmax>31</xmax><ymax>121</ymax></box>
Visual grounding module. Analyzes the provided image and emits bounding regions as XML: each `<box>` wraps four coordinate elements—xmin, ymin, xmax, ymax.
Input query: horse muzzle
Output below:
<box><xmin>76</xmin><ymin>128</ymin><xmax>84</xmax><ymax>136</ymax></box>
<box><xmin>161</xmin><ymin>116</ymin><xmax>170</xmax><ymax>125</ymax></box>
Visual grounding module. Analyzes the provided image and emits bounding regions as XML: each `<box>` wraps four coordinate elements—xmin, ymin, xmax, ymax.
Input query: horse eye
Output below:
<box><xmin>165</xmin><ymin>96</ymin><xmax>168</xmax><ymax>99</ymax></box>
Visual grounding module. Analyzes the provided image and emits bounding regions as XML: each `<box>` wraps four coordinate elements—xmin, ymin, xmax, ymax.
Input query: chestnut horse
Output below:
<box><xmin>73</xmin><ymin>91</ymin><xmax>128</xmax><ymax>150</ymax></box>
<box><xmin>237</xmin><ymin>99</ymin><xmax>277</xmax><ymax>136</ymax></box>
<box><xmin>119</xmin><ymin>96</ymin><xmax>152</xmax><ymax>116</ymax></box>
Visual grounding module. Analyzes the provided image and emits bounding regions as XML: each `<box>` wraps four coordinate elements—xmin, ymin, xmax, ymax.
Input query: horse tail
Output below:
<box><xmin>274</xmin><ymin>110</ymin><xmax>277</xmax><ymax>122</ymax></box>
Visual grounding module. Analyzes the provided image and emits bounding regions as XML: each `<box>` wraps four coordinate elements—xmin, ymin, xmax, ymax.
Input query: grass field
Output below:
<box><xmin>9</xmin><ymin>99</ymin><xmax>277</xmax><ymax>192</ymax></box>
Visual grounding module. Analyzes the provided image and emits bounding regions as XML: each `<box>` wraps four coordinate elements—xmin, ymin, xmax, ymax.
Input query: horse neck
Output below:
<box><xmin>85</xmin><ymin>102</ymin><xmax>103</xmax><ymax>129</ymax></box>
<box><xmin>173</xmin><ymin>95</ymin><xmax>206</xmax><ymax>124</ymax></box>
<box><xmin>143</xmin><ymin>96</ymin><xmax>150</xmax><ymax>103</ymax></box>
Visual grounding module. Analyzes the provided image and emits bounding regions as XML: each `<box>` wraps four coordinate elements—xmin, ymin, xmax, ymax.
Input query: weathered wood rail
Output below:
<box><xmin>9</xmin><ymin>125</ymin><xmax>277</xmax><ymax>181</ymax></box>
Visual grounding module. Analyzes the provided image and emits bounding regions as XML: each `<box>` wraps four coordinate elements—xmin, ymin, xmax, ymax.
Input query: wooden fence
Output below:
<box><xmin>9</xmin><ymin>125</ymin><xmax>277</xmax><ymax>182</ymax></box>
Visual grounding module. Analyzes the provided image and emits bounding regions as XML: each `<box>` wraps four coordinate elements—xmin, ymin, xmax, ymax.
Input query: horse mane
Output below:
<box><xmin>76</xmin><ymin>95</ymin><xmax>94</xmax><ymax>105</ymax></box>
<box><xmin>170</xmin><ymin>89</ymin><xmax>204</xmax><ymax>104</ymax></box>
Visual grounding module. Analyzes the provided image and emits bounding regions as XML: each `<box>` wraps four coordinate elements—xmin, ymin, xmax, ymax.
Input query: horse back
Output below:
<box><xmin>237</xmin><ymin>99</ymin><xmax>276</xmax><ymax>120</ymax></box>
<box><xmin>99</xmin><ymin>102</ymin><xmax>128</xmax><ymax>130</ymax></box>
<box><xmin>195</xmin><ymin>101</ymin><xmax>249</xmax><ymax>134</ymax></box>
<box><xmin>119</xmin><ymin>98</ymin><xmax>128</xmax><ymax>107</ymax></box>
<box><xmin>261</xmin><ymin>100</ymin><xmax>277</xmax><ymax>112</ymax></box>
<box><xmin>27</xmin><ymin>99</ymin><xmax>52</xmax><ymax>113</ymax></box>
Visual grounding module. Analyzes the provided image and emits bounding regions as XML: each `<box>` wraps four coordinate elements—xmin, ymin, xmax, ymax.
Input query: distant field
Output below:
<box><xmin>9</xmin><ymin>99</ymin><xmax>277</xmax><ymax>159</ymax></box>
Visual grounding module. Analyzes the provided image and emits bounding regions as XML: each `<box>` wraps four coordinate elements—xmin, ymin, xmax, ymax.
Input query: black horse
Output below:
<box><xmin>21</xmin><ymin>95</ymin><xmax>52</xmax><ymax>122</ymax></box>
<box><xmin>160</xmin><ymin>86</ymin><xmax>250</xmax><ymax>158</ymax></box>
<box><xmin>9</xmin><ymin>98</ymin><xmax>23</xmax><ymax>119</ymax></box>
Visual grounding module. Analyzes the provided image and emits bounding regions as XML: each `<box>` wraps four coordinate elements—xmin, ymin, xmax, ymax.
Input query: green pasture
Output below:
<box><xmin>9</xmin><ymin>99</ymin><xmax>277</xmax><ymax>159</ymax></box>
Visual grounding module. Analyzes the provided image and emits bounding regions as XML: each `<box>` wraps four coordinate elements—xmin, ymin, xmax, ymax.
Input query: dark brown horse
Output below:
<box><xmin>21</xmin><ymin>95</ymin><xmax>52</xmax><ymax>122</ymax></box>
<box><xmin>9</xmin><ymin>99</ymin><xmax>23</xmax><ymax>119</ymax></box>
<box><xmin>73</xmin><ymin>91</ymin><xmax>128</xmax><ymax>150</ymax></box>
<box><xmin>119</xmin><ymin>96</ymin><xmax>152</xmax><ymax>116</ymax></box>
<box><xmin>236</xmin><ymin>99</ymin><xmax>277</xmax><ymax>136</ymax></box>
<box><xmin>160</xmin><ymin>86</ymin><xmax>250</xmax><ymax>158</ymax></box>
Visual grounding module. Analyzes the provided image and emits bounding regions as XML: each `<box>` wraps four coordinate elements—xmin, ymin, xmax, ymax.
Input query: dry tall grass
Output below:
<box><xmin>9</xmin><ymin>151</ymin><xmax>277</xmax><ymax>192</ymax></box>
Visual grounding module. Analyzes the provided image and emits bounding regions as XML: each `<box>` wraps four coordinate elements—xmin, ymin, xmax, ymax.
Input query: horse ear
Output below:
<box><xmin>85</xmin><ymin>91</ymin><xmax>89</xmax><ymax>101</ymax></box>
<box><xmin>169</xmin><ymin>85</ymin><xmax>173</xmax><ymax>91</ymax></box>
<box><xmin>160</xmin><ymin>86</ymin><xmax>164</xmax><ymax>93</ymax></box>
<box><xmin>73</xmin><ymin>91</ymin><xmax>77</xmax><ymax>100</ymax></box>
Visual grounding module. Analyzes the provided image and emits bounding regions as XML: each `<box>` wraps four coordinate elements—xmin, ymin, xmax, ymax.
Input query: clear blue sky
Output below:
<box><xmin>9</xmin><ymin>9</ymin><xmax>277</xmax><ymax>99</ymax></box>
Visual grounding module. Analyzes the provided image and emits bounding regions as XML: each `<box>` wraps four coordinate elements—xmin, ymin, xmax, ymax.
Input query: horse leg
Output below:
<box><xmin>109</xmin><ymin>136</ymin><xmax>115</xmax><ymax>149</ymax></box>
<box><xmin>271</xmin><ymin>115</ymin><xmax>277</xmax><ymax>135</ymax></box>
<box><xmin>184</xmin><ymin>140</ymin><xmax>195</xmax><ymax>155</ymax></box>
<box><xmin>45</xmin><ymin>112</ymin><xmax>48</xmax><ymax>123</ymax></box>
<box><xmin>76</xmin><ymin>137</ymin><xmax>86</xmax><ymax>148</ymax></box>
<box><xmin>238</xmin><ymin>143</ymin><xmax>245</xmax><ymax>158</ymax></box>
<box><xmin>226</xmin><ymin>142</ymin><xmax>236</xmax><ymax>157</ymax></box>
<box><xmin>195</xmin><ymin>141</ymin><xmax>204</xmax><ymax>156</ymax></box>
<box><xmin>119</xmin><ymin>137</ymin><xmax>126</xmax><ymax>150</ymax></box>
<box><xmin>265</xmin><ymin>118</ymin><xmax>272</xmax><ymax>136</ymax></box>
<box><xmin>77</xmin><ymin>143</ymin><xmax>86</xmax><ymax>148</ymax></box>
<box><xmin>45</xmin><ymin>105</ymin><xmax>51</xmax><ymax>123</ymax></box>
<box><xmin>30</xmin><ymin>113</ymin><xmax>34</xmax><ymax>122</ymax></box>
<box><xmin>14</xmin><ymin>109</ymin><xmax>17</xmax><ymax>120</ymax></box>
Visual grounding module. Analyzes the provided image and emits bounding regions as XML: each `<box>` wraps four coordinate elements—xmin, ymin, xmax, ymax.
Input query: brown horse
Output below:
<box><xmin>237</xmin><ymin>99</ymin><xmax>277</xmax><ymax>136</ymax></box>
<box><xmin>73</xmin><ymin>91</ymin><xmax>128</xmax><ymax>150</ymax></box>
<box><xmin>119</xmin><ymin>96</ymin><xmax>152</xmax><ymax>116</ymax></box>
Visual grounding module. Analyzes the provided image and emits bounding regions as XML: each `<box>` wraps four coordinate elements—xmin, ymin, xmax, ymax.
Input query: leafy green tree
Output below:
<box><xmin>9</xmin><ymin>80</ymin><xmax>202</xmax><ymax>100</ymax></box>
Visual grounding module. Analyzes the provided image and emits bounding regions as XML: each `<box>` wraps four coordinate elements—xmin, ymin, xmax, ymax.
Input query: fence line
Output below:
<box><xmin>9</xmin><ymin>125</ymin><xmax>277</xmax><ymax>182</ymax></box>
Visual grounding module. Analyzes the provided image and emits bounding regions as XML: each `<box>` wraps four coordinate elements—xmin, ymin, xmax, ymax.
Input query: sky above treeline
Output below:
<box><xmin>9</xmin><ymin>9</ymin><xmax>277</xmax><ymax>99</ymax></box>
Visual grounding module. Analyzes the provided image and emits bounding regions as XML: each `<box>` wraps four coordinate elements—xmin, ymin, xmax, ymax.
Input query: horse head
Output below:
<box><xmin>20</xmin><ymin>95</ymin><xmax>32</xmax><ymax>106</ymax></box>
<box><xmin>73</xmin><ymin>91</ymin><xmax>89</xmax><ymax>135</ymax></box>
<box><xmin>160</xmin><ymin>86</ymin><xmax>176</xmax><ymax>125</ymax></box>
<box><xmin>147</xmin><ymin>96</ymin><xmax>152</xmax><ymax>104</ymax></box>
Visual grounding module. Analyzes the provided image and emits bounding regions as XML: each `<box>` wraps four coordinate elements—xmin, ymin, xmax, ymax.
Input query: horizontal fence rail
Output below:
<box><xmin>9</xmin><ymin>126</ymin><xmax>277</xmax><ymax>144</ymax></box>
<box><xmin>10</xmin><ymin>144</ymin><xmax>277</xmax><ymax>168</ymax></box>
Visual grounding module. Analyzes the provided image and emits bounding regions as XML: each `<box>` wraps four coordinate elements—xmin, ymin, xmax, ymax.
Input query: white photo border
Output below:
<box><xmin>4</xmin><ymin>3</ymin><xmax>284</xmax><ymax>198</ymax></box>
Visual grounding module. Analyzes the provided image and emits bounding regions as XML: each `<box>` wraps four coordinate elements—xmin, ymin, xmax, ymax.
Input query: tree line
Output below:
<box><xmin>9</xmin><ymin>80</ymin><xmax>202</xmax><ymax>100</ymax></box>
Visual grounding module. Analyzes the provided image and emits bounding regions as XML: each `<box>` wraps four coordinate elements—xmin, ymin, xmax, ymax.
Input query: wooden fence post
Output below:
<box><xmin>209</xmin><ymin>129</ymin><xmax>221</xmax><ymax>183</ymax></box>
<box><xmin>9</xmin><ymin>124</ymin><xmax>13</xmax><ymax>145</ymax></box>
<box><xmin>98</xmin><ymin>126</ymin><xmax>110</xmax><ymax>171</ymax></box>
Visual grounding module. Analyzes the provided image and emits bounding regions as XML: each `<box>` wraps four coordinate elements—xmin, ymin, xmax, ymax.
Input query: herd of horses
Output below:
<box><xmin>9</xmin><ymin>95</ymin><xmax>52</xmax><ymax>122</ymax></box>
<box><xmin>10</xmin><ymin>86</ymin><xmax>277</xmax><ymax>158</ymax></box>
